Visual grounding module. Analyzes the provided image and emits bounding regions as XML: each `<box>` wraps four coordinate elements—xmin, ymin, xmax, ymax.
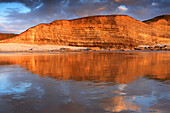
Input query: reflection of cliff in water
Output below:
<box><xmin>0</xmin><ymin>52</ymin><xmax>169</xmax><ymax>84</ymax></box>
<box><xmin>0</xmin><ymin>61</ymin><xmax>12</xmax><ymax>65</ymax></box>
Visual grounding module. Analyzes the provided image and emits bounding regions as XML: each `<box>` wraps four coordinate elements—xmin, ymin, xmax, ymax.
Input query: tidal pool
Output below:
<box><xmin>0</xmin><ymin>52</ymin><xmax>169</xmax><ymax>113</ymax></box>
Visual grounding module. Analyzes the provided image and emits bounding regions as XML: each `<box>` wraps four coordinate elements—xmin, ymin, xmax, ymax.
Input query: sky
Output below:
<box><xmin>0</xmin><ymin>0</ymin><xmax>169</xmax><ymax>34</ymax></box>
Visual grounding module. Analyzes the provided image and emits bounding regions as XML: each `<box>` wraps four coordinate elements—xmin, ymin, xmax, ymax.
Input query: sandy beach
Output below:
<box><xmin>0</xmin><ymin>43</ymin><xmax>88</xmax><ymax>52</ymax></box>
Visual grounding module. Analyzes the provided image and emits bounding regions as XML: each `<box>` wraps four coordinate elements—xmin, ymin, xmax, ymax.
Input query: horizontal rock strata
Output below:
<box><xmin>2</xmin><ymin>15</ymin><xmax>170</xmax><ymax>48</ymax></box>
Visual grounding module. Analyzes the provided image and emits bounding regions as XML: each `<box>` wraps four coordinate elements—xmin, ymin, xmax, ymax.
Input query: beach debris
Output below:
<box><xmin>134</xmin><ymin>44</ymin><xmax>170</xmax><ymax>51</ymax></box>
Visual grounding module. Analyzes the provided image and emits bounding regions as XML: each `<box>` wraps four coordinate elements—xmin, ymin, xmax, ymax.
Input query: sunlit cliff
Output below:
<box><xmin>2</xmin><ymin>15</ymin><xmax>170</xmax><ymax>48</ymax></box>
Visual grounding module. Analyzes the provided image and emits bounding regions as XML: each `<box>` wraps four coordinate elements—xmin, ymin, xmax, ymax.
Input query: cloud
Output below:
<box><xmin>152</xmin><ymin>2</ymin><xmax>157</xmax><ymax>6</ymax></box>
<box><xmin>0</xmin><ymin>29</ymin><xmax>22</xmax><ymax>33</ymax></box>
<box><xmin>0</xmin><ymin>23</ymin><xmax>22</xmax><ymax>33</ymax></box>
<box><xmin>0</xmin><ymin>0</ymin><xmax>169</xmax><ymax>33</ymax></box>
<box><xmin>114</xmin><ymin>0</ymin><xmax>124</xmax><ymax>3</ymax></box>
<box><xmin>96</xmin><ymin>7</ymin><xmax>105</xmax><ymax>11</ymax></box>
<box><xmin>118</xmin><ymin>5</ymin><xmax>128</xmax><ymax>11</ymax></box>
<box><xmin>0</xmin><ymin>18</ymin><xmax>7</xmax><ymax>22</ymax></box>
<box><xmin>0</xmin><ymin>23</ymin><xmax>8</xmax><ymax>28</ymax></box>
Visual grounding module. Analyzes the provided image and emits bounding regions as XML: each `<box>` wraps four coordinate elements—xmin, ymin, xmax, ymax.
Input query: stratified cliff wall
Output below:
<box><xmin>4</xmin><ymin>15</ymin><xmax>170</xmax><ymax>48</ymax></box>
<box><xmin>143</xmin><ymin>15</ymin><xmax>170</xmax><ymax>39</ymax></box>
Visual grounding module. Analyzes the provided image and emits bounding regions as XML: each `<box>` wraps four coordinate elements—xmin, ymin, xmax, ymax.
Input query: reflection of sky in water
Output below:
<box><xmin>0</xmin><ymin>74</ymin><xmax>32</xmax><ymax>95</ymax></box>
<box><xmin>104</xmin><ymin>78</ymin><xmax>170</xmax><ymax>113</ymax></box>
<box><xmin>0</xmin><ymin>70</ymin><xmax>169</xmax><ymax>113</ymax></box>
<box><xmin>0</xmin><ymin>66</ymin><xmax>45</xmax><ymax>100</ymax></box>
<box><xmin>129</xmin><ymin>96</ymin><xmax>157</xmax><ymax>108</ymax></box>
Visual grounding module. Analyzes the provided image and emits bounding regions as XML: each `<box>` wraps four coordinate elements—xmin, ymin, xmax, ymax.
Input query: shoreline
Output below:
<box><xmin>0</xmin><ymin>43</ymin><xmax>170</xmax><ymax>53</ymax></box>
<box><xmin>0</xmin><ymin>50</ymin><xmax>169</xmax><ymax>57</ymax></box>
<box><xmin>0</xmin><ymin>43</ymin><xmax>88</xmax><ymax>52</ymax></box>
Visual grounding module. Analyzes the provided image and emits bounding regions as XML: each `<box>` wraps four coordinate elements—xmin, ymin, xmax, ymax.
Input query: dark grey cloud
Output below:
<box><xmin>0</xmin><ymin>0</ymin><xmax>170</xmax><ymax>33</ymax></box>
<box><xmin>0</xmin><ymin>0</ymin><xmax>41</xmax><ymax>9</ymax></box>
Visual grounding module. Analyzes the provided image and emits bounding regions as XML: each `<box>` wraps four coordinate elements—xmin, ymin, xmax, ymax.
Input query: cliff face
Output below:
<box><xmin>4</xmin><ymin>15</ymin><xmax>170</xmax><ymax>48</ymax></box>
<box><xmin>143</xmin><ymin>15</ymin><xmax>170</xmax><ymax>40</ymax></box>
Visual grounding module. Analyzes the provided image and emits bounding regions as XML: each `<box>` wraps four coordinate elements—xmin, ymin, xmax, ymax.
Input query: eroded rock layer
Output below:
<box><xmin>4</xmin><ymin>15</ymin><xmax>170</xmax><ymax>48</ymax></box>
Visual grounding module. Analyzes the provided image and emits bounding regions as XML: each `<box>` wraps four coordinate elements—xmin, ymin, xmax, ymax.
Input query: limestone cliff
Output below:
<box><xmin>143</xmin><ymin>15</ymin><xmax>170</xmax><ymax>40</ymax></box>
<box><xmin>3</xmin><ymin>15</ymin><xmax>170</xmax><ymax>48</ymax></box>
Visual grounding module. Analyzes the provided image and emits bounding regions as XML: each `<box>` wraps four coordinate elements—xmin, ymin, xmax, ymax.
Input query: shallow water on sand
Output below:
<box><xmin>0</xmin><ymin>52</ymin><xmax>170</xmax><ymax>113</ymax></box>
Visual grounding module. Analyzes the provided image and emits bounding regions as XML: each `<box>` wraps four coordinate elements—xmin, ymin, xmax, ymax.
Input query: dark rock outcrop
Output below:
<box><xmin>0</xmin><ymin>33</ymin><xmax>18</xmax><ymax>41</ymax></box>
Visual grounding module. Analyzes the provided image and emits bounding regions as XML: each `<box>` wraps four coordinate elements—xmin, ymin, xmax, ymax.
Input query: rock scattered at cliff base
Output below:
<box><xmin>0</xmin><ymin>43</ymin><xmax>169</xmax><ymax>52</ymax></box>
